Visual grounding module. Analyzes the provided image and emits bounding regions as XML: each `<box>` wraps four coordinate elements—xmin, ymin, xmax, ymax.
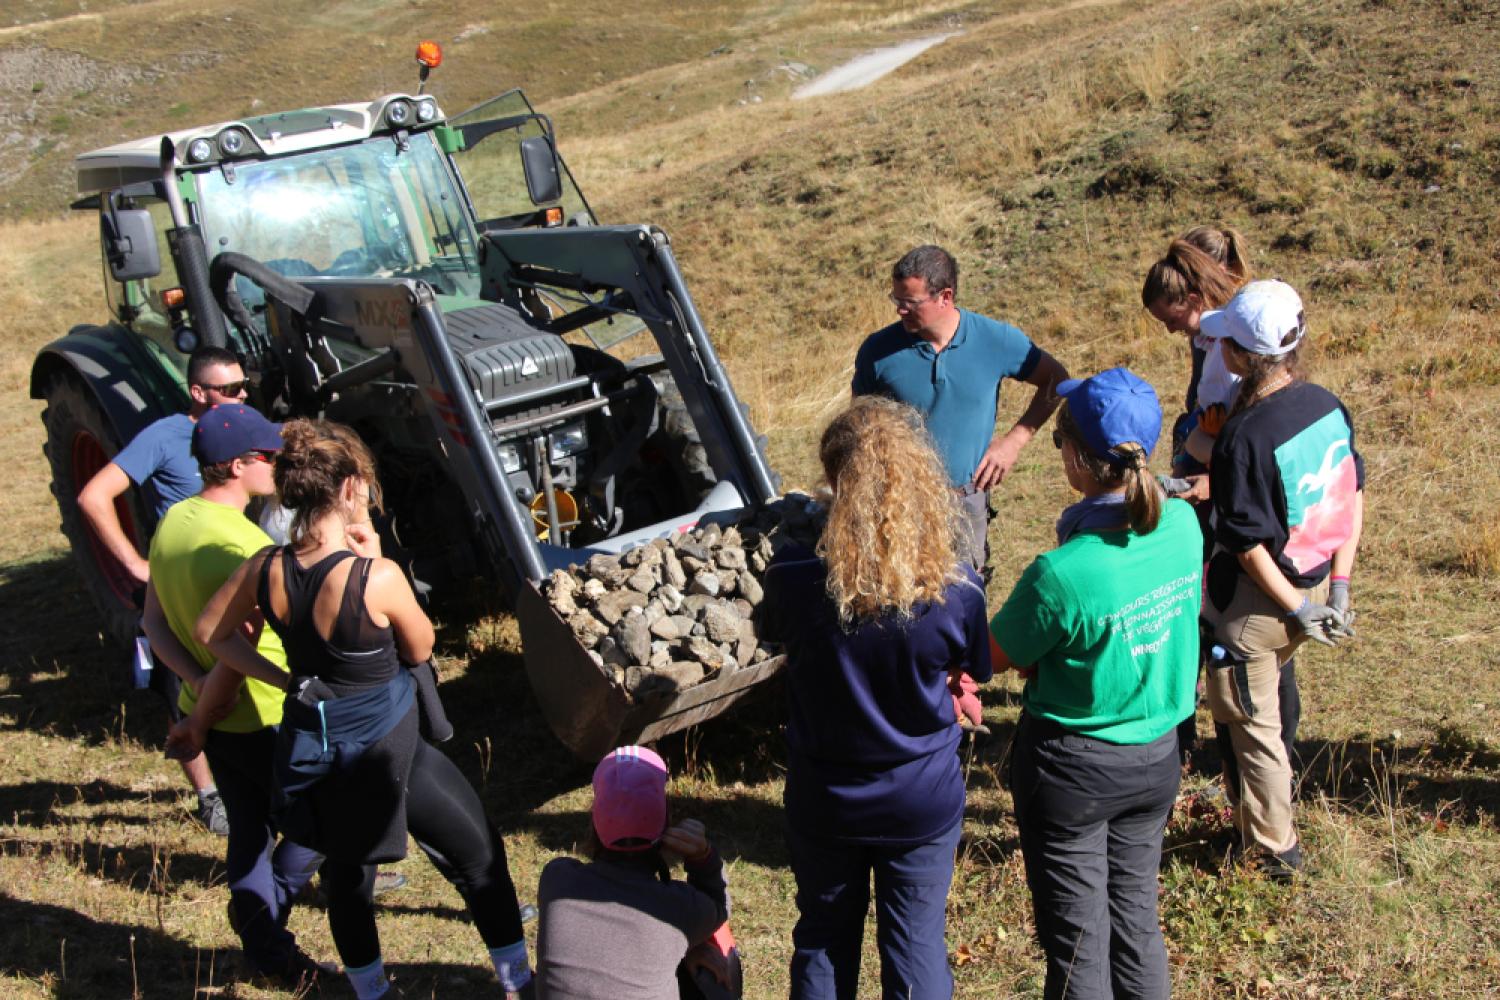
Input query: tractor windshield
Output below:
<box><xmin>196</xmin><ymin>131</ymin><xmax>481</xmax><ymax>301</ymax></box>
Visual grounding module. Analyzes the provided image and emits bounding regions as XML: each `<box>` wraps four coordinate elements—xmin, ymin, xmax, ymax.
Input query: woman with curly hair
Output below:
<box><xmin>180</xmin><ymin>418</ymin><xmax>535</xmax><ymax>999</ymax></box>
<box><xmin>760</xmin><ymin>395</ymin><xmax>992</xmax><ymax>1000</ymax></box>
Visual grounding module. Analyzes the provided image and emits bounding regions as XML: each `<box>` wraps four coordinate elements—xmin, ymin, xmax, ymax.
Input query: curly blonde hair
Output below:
<box><xmin>817</xmin><ymin>396</ymin><xmax>964</xmax><ymax>624</ymax></box>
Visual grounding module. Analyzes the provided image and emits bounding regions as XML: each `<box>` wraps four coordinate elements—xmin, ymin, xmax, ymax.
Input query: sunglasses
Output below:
<box><xmin>242</xmin><ymin>450</ymin><xmax>277</xmax><ymax>465</ymax></box>
<box><xmin>198</xmin><ymin>379</ymin><xmax>249</xmax><ymax>397</ymax></box>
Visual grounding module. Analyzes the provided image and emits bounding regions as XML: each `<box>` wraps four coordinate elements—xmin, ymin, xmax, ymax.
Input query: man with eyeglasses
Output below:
<box><xmin>853</xmin><ymin>245</ymin><xmax>1068</xmax><ymax>575</ymax></box>
<box><xmin>77</xmin><ymin>344</ymin><xmax>248</xmax><ymax>835</ymax></box>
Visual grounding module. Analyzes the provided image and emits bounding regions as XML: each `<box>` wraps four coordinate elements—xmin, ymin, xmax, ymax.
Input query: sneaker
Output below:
<box><xmin>196</xmin><ymin>791</ymin><xmax>230</xmax><ymax>837</ymax></box>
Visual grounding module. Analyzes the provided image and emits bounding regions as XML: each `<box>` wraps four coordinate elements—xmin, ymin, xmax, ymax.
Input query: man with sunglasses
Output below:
<box><xmin>141</xmin><ymin>404</ymin><xmax>329</xmax><ymax>987</ymax></box>
<box><xmin>77</xmin><ymin>345</ymin><xmax>247</xmax><ymax>835</ymax></box>
<box><xmin>853</xmin><ymin>245</ymin><xmax>1068</xmax><ymax>575</ymax></box>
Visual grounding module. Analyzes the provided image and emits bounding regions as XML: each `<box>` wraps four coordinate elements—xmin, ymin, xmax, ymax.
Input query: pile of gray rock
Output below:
<box><xmin>543</xmin><ymin>492</ymin><xmax>826</xmax><ymax>701</ymax></box>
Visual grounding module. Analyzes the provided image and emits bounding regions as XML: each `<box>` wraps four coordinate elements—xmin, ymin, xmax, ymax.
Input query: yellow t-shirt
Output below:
<box><xmin>149</xmin><ymin>495</ymin><xmax>288</xmax><ymax>731</ymax></box>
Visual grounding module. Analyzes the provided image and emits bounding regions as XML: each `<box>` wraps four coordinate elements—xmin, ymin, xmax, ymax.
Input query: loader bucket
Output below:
<box><xmin>516</xmin><ymin>581</ymin><xmax>785</xmax><ymax>760</ymax></box>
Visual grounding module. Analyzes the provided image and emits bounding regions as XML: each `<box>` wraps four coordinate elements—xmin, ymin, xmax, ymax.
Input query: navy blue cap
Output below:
<box><xmin>1055</xmin><ymin>368</ymin><xmax>1162</xmax><ymax>464</ymax></box>
<box><xmin>192</xmin><ymin>404</ymin><xmax>283</xmax><ymax>465</ymax></box>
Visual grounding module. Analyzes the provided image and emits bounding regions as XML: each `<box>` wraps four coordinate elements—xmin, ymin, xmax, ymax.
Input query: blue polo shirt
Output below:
<box><xmin>761</xmin><ymin>545</ymin><xmax>993</xmax><ymax>845</ymax></box>
<box><xmin>852</xmin><ymin>310</ymin><xmax>1040</xmax><ymax>486</ymax></box>
<box><xmin>113</xmin><ymin>413</ymin><xmax>202</xmax><ymax>520</ymax></box>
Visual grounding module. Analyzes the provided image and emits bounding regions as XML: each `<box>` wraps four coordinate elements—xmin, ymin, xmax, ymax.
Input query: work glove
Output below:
<box><xmin>1327</xmin><ymin>578</ymin><xmax>1356</xmax><ymax>638</ymax></box>
<box><xmin>1286</xmin><ymin>596</ymin><xmax>1347</xmax><ymax>647</ymax></box>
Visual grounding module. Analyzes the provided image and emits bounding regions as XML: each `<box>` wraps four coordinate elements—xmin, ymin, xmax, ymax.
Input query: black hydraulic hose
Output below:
<box><xmin>209</xmin><ymin>252</ymin><xmax>317</xmax><ymax>337</ymax></box>
<box><xmin>170</xmin><ymin>225</ymin><xmax>230</xmax><ymax>349</ymax></box>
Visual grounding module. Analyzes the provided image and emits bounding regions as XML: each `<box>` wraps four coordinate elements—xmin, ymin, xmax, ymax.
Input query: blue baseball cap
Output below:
<box><xmin>192</xmin><ymin>404</ymin><xmax>283</xmax><ymax>465</ymax></box>
<box><xmin>1055</xmin><ymin>368</ymin><xmax>1162</xmax><ymax>463</ymax></box>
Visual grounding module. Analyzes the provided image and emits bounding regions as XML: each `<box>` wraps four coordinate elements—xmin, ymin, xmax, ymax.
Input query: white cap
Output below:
<box><xmin>1199</xmin><ymin>280</ymin><xmax>1306</xmax><ymax>357</ymax></box>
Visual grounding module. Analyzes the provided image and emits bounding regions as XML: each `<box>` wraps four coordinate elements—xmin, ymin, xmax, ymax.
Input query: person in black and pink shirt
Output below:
<box><xmin>761</xmin><ymin>396</ymin><xmax>991</xmax><ymax>1000</ymax></box>
<box><xmin>1199</xmin><ymin>279</ymin><xmax>1364</xmax><ymax>879</ymax></box>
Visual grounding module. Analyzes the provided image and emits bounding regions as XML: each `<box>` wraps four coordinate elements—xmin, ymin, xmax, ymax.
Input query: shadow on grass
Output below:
<box><xmin>0</xmin><ymin>892</ymin><xmax>508</xmax><ymax>997</ymax></box>
<box><xmin>0</xmin><ymin>553</ymin><xmax>175</xmax><ymax>750</ymax></box>
<box><xmin>1296</xmin><ymin>729</ymin><xmax>1500</xmax><ymax>823</ymax></box>
<box><xmin>0</xmin><ymin>830</ymin><xmax>227</xmax><ymax>895</ymax></box>
<box><xmin>0</xmin><ymin>892</ymin><xmax>232</xmax><ymax>998</ymax></box>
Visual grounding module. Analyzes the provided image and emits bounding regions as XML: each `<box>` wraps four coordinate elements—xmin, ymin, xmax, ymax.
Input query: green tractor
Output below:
<box><xmin>32</xmin><ymin>46</ymin><xmax>782</xmax><ymax>759</ymax></box>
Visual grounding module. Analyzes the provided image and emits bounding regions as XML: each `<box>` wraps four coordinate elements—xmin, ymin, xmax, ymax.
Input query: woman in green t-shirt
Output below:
<box><xmin>989</xmin><ymin>368</ymin><xmax>1202</xmax><ymax>1000</ymax></box>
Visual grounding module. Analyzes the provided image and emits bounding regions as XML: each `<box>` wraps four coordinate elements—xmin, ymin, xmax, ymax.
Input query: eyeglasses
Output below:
<box><xmin>198</xmin><ymin>379</ymin><xmax>248</xmax><ymax>397</ymax></box>
<box><xmin>888</xmin><ymin>293</ymin><xmax>939</xmax><ymax>312</ymax></box>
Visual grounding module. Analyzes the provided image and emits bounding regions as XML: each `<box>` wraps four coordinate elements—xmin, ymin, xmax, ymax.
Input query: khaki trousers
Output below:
<box><xmin>1202</xmin><ymin>573</ymin><xmax>1329</xmax><ymax>856</ymax></box>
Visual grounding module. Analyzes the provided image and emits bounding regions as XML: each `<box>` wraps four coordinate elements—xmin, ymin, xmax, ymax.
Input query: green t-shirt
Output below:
<box><xmin>990</xmin><ymin>498</ymin><xmax>1202</xmax><ymax>744</ymax></box>
<box><xmin>149</xmin><ymin>495</ymin><xmax>288</xmax><ymax>732</ymax></box>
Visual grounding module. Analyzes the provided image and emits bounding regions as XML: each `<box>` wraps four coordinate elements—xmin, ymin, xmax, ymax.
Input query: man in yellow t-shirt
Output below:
<box><xmin>142</xmin><ymin>404</ymin><xmax>326</xmax><ymax>986</ymax></box>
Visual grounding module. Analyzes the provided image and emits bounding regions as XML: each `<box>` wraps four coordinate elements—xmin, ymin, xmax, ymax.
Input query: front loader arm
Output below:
<box><xmin>259</xmin><ymin>276</ymin><xmax>546</xmax><ymax>591</ymax></box>
<box><xmin>478</xmin><ymin>224</ymin><xmax>778</xmax><ymax>508</ymax></box>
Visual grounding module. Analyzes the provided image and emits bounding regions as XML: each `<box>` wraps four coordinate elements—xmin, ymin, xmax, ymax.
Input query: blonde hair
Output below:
<box><xmin>1056</xmin><ymin>404</ymin><xmax>1163</xmax><ymax>535</ymax></box>
<box><xmin>817</xmin><ymin>397</ymin><xmax>963</xmax><ymax>624</ymax></box>
<box><xmin>1140</xmin><ymin>225</ymin><xmax>1252</xmax><ymax>311</ymax></box>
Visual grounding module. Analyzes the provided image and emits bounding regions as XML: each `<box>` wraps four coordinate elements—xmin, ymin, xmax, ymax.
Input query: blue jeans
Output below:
<box><xmin>204</xmin><ymin>728</ymin><xmax>322</xmax><ymax>970</ymax></box>
<box><xmin>1011</xmin><ymin>715</ymin><xmax>1179</xmax><ymax>1000</ymax></box>
<box><xmin>787</xmin><ymin>818</ymin><xmax>962</xmax><ymax>1000</ymax></box>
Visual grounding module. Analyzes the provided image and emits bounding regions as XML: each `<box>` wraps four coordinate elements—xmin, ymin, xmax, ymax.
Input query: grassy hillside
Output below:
<box><xmin>3</xmin><ymin>0</ymin><xmax>1499</xmax><ymax>997</ymax></box>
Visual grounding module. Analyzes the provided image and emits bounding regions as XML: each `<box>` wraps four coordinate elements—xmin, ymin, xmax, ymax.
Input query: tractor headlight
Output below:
<box><xmin>496</xmin><ymin>441</ymin><xmax>523</xmax><ymax>474</ymax></box>
<box><xmin>549</xmin><ymin>423</ymin><xmax>588</xmax><ymax>461</ymax></box>
<box><xmin>187</xmin><ymin>138</ymin><xmax>214</xmax><ymax>163</ymax></box>
<box><xmin>219</xmin><ymin>128</ymin><xmax>246</xmax><ymax>156</ymax></box>
<box><xmin>385</xmin><ymin>100</ymin><xmax>413</xmax><ymax>127</ymax></box>
<box><xmin>415</xmin><ymin>98</ymin><xmax>438</xmax><ymax>123</ymax></box>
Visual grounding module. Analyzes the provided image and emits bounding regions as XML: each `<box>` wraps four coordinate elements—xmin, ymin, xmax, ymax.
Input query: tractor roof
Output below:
<box><xmin>74</xmin><ymin>94</ymin><xmax>444</xmax><ymax>196</ymax></box>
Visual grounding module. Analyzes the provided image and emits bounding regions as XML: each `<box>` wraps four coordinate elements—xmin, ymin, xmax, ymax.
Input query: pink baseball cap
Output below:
<box><xmin>592</xmin><ymin>745</ymin><xmax>669</xmax><ymax>851</ymax></box>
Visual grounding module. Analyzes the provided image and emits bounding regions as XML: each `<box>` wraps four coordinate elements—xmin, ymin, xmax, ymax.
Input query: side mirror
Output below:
<box><xmin>101</xmin><ymin>207</ymin><xmax>161</xmax><ymax>281</ymax></box>
<box><xmin>519</xmin><ymin>135</ymin><xmax>563</xmax><ymax>205</ymax></box>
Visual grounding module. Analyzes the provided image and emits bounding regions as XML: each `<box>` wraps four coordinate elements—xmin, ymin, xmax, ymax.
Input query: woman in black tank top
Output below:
<box><xmin>187</xmin><ymin>419</ymin><xmax>536</xmax><ymax>1000</ymax></box>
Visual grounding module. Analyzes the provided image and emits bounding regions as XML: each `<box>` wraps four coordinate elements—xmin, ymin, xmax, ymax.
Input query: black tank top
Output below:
<box><xmin>260</xmin><ymin>547</ymin><xmax>402</xmax><ymax>695</ymax></box>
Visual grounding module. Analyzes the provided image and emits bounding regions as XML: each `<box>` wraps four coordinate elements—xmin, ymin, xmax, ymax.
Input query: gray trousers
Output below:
<box><xmin>1011</xmin><ymin>714</ymin><xmax>1179</xmax><ymax>1000</ymax></box>
<box><xmin>956</xmin><ymin>489</ymin><xmax>992</xmax><ymax>578</ymax></box>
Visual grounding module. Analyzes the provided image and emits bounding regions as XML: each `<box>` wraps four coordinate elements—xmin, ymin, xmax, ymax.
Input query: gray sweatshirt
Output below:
<box><xmin>535</xmin><ymin>849</ymin><xmax>729</xmax><ymax>1000</ymax></box>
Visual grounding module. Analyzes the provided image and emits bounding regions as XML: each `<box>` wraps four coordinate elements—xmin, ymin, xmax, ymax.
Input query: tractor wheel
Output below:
<box><xmin>649</xmin><ymin>376</ymin><xmax>781</xmax><ymax>506</ymax></box>
<box><xmin>42</xmin><ymin>372</ymin><xmax>150</xmax><ymax>647</ymax></box>
<box><xmin>653</xmin><ymin>376</ymin><xmax>717</xmax><ymax>505</ymax></box>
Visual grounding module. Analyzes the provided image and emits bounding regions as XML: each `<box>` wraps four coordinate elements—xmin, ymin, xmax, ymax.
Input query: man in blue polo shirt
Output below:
<box><xmin>853</xmin><ymin>245</ymin><xmax>1068</xmax><ymax>572</ymax></box>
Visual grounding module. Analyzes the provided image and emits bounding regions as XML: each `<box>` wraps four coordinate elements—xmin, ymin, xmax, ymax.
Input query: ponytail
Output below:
<box><xmin>1142</xmin><ymin>226</ymin><xmax>1253</xmax><ymax>312</ymax></box>
<box><xmin>1056</xmin><ymin>408</ymin><xmax>1164</xmax><ymax>535</ymax></box>
<box><xmin>1115</xmin><ymin>443</ymin><xmax>1162</xmax><ymax>534</ymax></box>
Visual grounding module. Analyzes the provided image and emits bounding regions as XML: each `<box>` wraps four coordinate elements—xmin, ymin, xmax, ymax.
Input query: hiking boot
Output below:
<box><xmin>196</xmin><ymin>790</ymin><xmax>229</xmax><ymax>837</ymax></box>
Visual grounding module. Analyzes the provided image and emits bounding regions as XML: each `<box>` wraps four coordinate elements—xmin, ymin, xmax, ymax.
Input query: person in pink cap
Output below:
<box><xmin>535</xmin><ymin>746</ymin><xmax>738</xmax><ymax>1000</ymax></box>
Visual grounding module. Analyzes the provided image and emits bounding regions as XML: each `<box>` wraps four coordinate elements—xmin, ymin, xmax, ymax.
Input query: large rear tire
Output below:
<box><xmin>42</xmin><ymin>372</ymin><xmax>150</xmax><ymax>647</ymax></box>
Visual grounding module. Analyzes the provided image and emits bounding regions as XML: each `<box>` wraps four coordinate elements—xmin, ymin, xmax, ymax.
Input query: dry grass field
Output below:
<box><xmin>3</xmin><ymin>0</ymin><xmax>1499</xmax><ymax>996</ymax></box>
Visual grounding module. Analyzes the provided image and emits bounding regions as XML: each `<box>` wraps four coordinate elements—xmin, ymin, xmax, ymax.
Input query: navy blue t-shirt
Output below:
<box><xmin>760</xmin><ymin>545</ymin><xmax>992</xmax><ymax>845</ymax></box>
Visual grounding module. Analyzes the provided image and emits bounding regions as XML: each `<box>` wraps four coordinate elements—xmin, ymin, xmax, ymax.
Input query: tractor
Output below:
<box><xmin>31</xmin><ymin>44</ymin><xmax>782</xmax><ymax>759</ymax></box>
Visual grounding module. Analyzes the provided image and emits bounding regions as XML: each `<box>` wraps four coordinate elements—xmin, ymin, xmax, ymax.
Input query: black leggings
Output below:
<box><xmin>322</xmin><ymin>739</ymin><xmax>525</xmax><ymax>967</ymax></box>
